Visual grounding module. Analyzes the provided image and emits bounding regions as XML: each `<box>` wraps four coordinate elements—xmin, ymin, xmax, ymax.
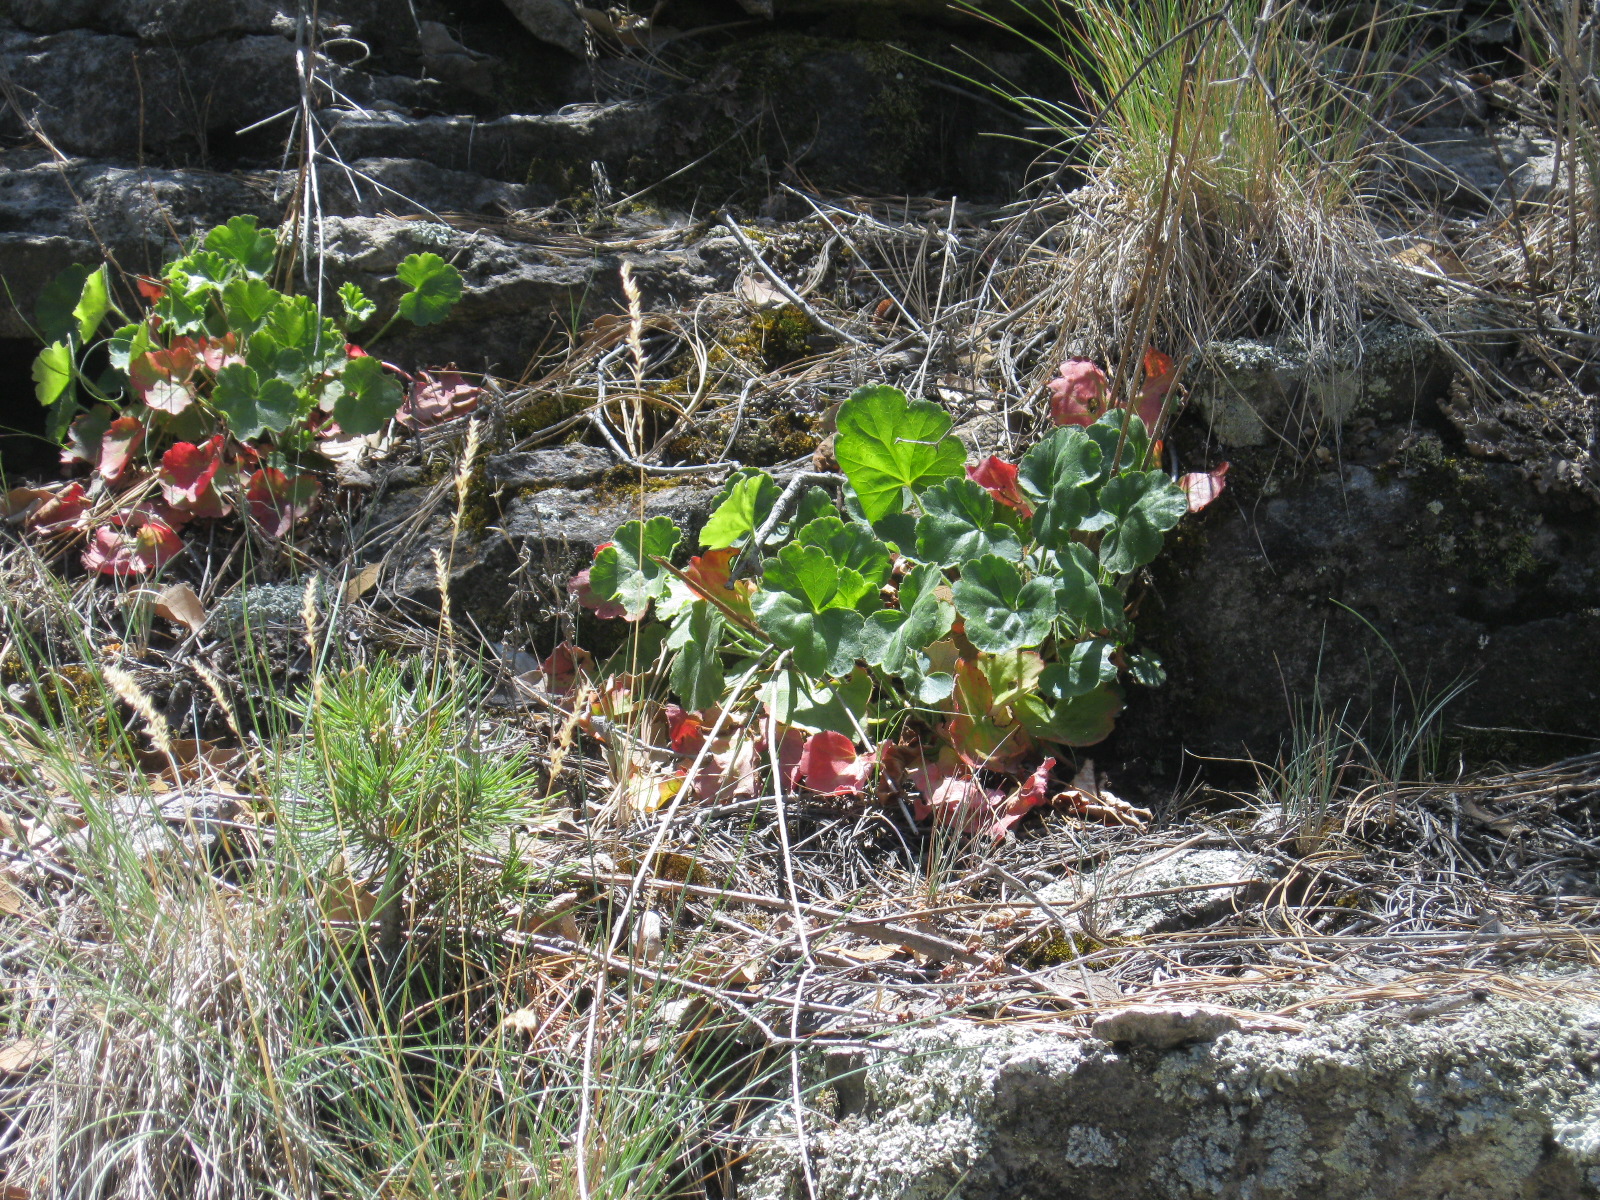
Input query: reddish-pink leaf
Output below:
<box><xmin>136</xmin><ymin>278</ymin><xmax>166</xmax><ymax>304</ymax></box>
<box><xmin>62</xmin><ymin>405</ymin><xmax>115</xmax><ymax>467</ymax></box>
<box><xmin>1137</xmin><ymin>347</ymin><xmax>1178</xmax><ymax>430</ymax></box>
<box><xmin>795</xmin><ymin>730</ymin><xmax>874</xmax><ymax>797</ymax></box>
<box><xmin>540</xmin><ymin>641</ymin><xmax>594</xmax><ymax>695</ymax></box>
<box><xmin>159</xmin><ymin>436</ymin><xmax>223</xmax><ymax>504</ymax></box>
<box><xmin>97</xmin><ymin>417</ymin><xmax>144</xmax><ymax>485</ymax></box>
<box><xmin>990</xmin><ymin>756</ymin><xmax>1056</xmax><ymax>837</ymax></box>
<box><xmin>767</xmin><ymin>723</ymin><xmax>807</xmax><ymax>787</ymax></box>
<box><xmin>130</xmin><ymin>346</ymin><xmax>199</xmax><ymax>415</ymax></box>
<box><xmin>966</xmin><ymin>455</ymin><xmax>1032</xmax><ymax>518</ymax></box>
<box><xmin>346</xmin><ymin>343</ymin><xmax>368</xmax><ymax>358</ymax></box>
<box><xmin>195</xmin><ymin>333</ymin><xmax>244</xmax><ymax>373</ymax></box>
<box><xmin>922</xmin><ymin>771</ymin><xmax>1003</xmax><ymax>834</ymax></box>
<box><xmin>19</xmin><ymin>483</ymin><xmax>89</xmax><ymax>535</ymax></box>
<box><xmin>397</xmin><ymin>368</ymin><xmax>481</xmax><ymax>429</ymax></box>
<box><xmin>1048</xmin><ymin>359</ymin><xmax>1109</xmax><ymax>427</ymax></box>
<box><xmin>246</xmin><ymin>468</ymin><xmax>321</xmax><ymax>537</ymax></box>
<box><xmin>664</xmin><ymin>704</ymin><xmax>706</xmax><ymax>756</ymax></box>
<box><xmin>1179</xmin><ymin>462</ymin><xmax>1229</xmax><ymax>512</ymax></box>
<box><xmin>680</xmin><ymin>735</ymin><xmax>760</xmax><ymax>802</ymax></box>
<box><xmin>568</xmin><ymin>567</ymin><xmax>628</xmax><ymax>620</ymax></box>
<box><xmin>82</xmin><ymin>513</ymin><xmax>183</xmax><ymax>576</ymax></box>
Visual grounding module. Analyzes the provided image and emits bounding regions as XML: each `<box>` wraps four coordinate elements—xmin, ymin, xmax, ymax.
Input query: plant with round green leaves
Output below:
<box><xmin>577</xmin><ymin>383</ymin><xmax>1222</xmax><ymax>833</ymax></box>
<box><xmin>12</xmin><ymin>215</ymin><xmax>467</xmax><ymax>575</ymax></box>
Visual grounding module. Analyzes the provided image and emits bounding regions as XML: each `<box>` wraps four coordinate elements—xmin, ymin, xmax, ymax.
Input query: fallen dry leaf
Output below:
<box><xmin>344</xmin><ymin>562</ymin><xmax>382</xmax><ymax>602</ymax></box>
<box><xmin>0</xmin><ymin>1036</ymin><xmax>56</xmax><ymax>1076</ymax></box>
<box><xmin>154</xmin><ymin>582</ymin><xmax>206</xmax><ymax>634</ymax></box>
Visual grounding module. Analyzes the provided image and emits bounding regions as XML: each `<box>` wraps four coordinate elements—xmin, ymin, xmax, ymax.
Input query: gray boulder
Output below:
<box><xmin>745</xmin><ymin>996</ymin><xmax>1600</xmax><ymax>1199</ymax></box>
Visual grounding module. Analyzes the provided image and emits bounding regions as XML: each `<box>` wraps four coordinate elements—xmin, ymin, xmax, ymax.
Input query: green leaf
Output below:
<box><xmin>178</xmin><ymin>251</ymin><xmax>233</xmax><ymax>294</ymax></box>
<box><xmin>1019</xmin><ymin>426</ymin><xmax>1102</xmax><ymax>550</ymax></box>
<box><xmin>213</xmin><ymin>363</ymin><xmax>303</xmax><ymax>439</ymax></box>
<box><xmin>338</xmin><ymin>281</ymin><xmax>376</xmax><ymax>327</ymax></box>
<box><xmin>35</xmin><ymin>265</ymin><xmax>91</xmax><ymax>343</ymax></box>
<box><xmin>331</xmin><ymin>356</ymin><xmax>404</xmax><ymax>435</ymax></box>
<box><xmin>263</xmin><ymin>295</ymin><xmax>344</xmax><ymax>373</ymax></box>
<box><xmin>1086</xmin><ymin>408</ymin><xmax>1151</xmax><ymax>475</ymax></box>
<box><xmin>155</xmin><ymin>278</ymin><xmax>208</xmax><ymax>336</ymax></box>
<box><xmin>32</xmin><ymin>340</ymin><xmax>74</xmax><ymax>407</ymax></box>
<box><xmin>914</xmin><ymin>477</ymin><xmax>1023</xmax><ymax>567</ymax></box>
<box><xmin>667</xmin><ymin>600</ymin><xmax>726</xmax><ymax>711</ymax></box>
<box><xmin>73</xmin><ymin>265</ymin><xmax>110</xmax><ymax>342</ymax></box>
<box><xmin>396</xmin><ymin>252</ymin><xmax>463</xmax><ymax>326</ymax></box>
<box><xmin>787</xmin><ymin>486</ymin><xmax>838</xmax><ymax>537</ymax></box>
<box><xmin>589</xmin><ymin>516</ymin><xmax>681</xmax><ymax>620</ymax></box>
<box><xmin>761</xmin><ymin>667</ymin><xmax>872</xmax><ymax>735</ymax></box>
<box><xmin>222</xmin><ymin>278</ymin><xmax>280</xmax><ymax>336</ymax></box>
<box><xmin>1126</xmin><ymin>650</ymin><xmax>1166</xmax><ymax>687</ymax></box>
<box><xmin>951</xmin><ymin>554</ymin><xmax>1054</xmax><ymax>653</ymax></box>
<box><xmin>108</xmin><ymin>322</ymin><xmax>154</xmax><ymax>373</ymax></box>
<box><xmin>1040</xmin><ymin>638</ymin><xmax>1118</xmax><ymax>701</ymax></box>
<box><xmin>701</xmin><ymin>469</ymin><xmax>779</xmax><ymax>550</ymax></box>
<box><xmin>861</xmin><ymin>562</ymin><xmax>953</xmax><ymax>676</ymax></box>
<box><xmin>204</xmin><ymin>215</ymin><xmax>277</xmax><ymax>278</ymax></box>
<box><xmin>751</xmin><ymin>593</ymin><xmax>864</xmax><ymax>678</ymax></box>
<box><xmin>795</xmin><ymin>516</ymin><xmax>891</xmax><ymax>597</ymax></box>
<box><xmin>760</xmin><ymin>542</ymin><xmax>868</xmax><ymax>612</ymax></box>
<box><xmin>833</xmin><ymin>385</ymin><xmax>966</xmax><ymax>522</ymax></box>
<box><xmin>1015</xmin><ymin>683</ymin><xmax>1123</xmax><ymax>747</ymax></box>
<box><xmin>1097</xmin><ymin>470</ymin><xmax>1188</xmax><ymax>574</ymax></box>
<box><xmin>1052</xmin><ymin>542</ymin><xmax>1122</xmax><ymax>633</ymax></box>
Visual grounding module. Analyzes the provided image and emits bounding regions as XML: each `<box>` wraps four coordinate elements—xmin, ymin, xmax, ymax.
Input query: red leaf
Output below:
<box><xmin>966</xmin><ymin>456</ymin><xmax>1032</xmax><ymax>518</ymax></box>
<box><xmin>346</xmin><ymin>343</ymin><xmax>368</xmax><ymax>358</ymax></box>
<box><xmin>922</xmin><ymin>771</ymin><xmax>1004</xmax><ymax>834</ymax></box>
<box><xmin>130</xmin><ymin>345</ymin><xmax>199</xmax><ymax>415</ymax></box>
<box><xmin>246</xmin><ymin>468</ymin><xmax>321</xmax><ymax>537</ymax></box>
<box><xmin>680</xmin><ymin>735</ymin><xmax>761</xmax><ymax>802</ymax></box>
<box><xmin>1179</xmin><ymin>462</ymin><xmax>1229</xmax><ymax>513</ymax></box>
<box><xmin>397</xmin><ymin>368</ymin><xmax>481</xmax><ymax>429</ymax></box>
<box><xmin>568</xmin><ymin>567</ymin><xmax>627</xmax><ymax>620</ymax></box>
<box><xmin>18</xmin><ymin>483</ymin><xmax>89</xmax><ymax>535</ymax></box>
<box><xmin>767</xmin><ymin>723</ymin><xmax>806</xmax><ymax>787</ymax></box>
<box><xmin>663</xmin><ymin>703</ymin><xmax>706</xmax><ymax>755</ymax></box>
<box><xmin>82</xmin><ymin>513</ymin><xmax>182</xmax><ymax>576</ymax></box>
<box><xmin>195</xmin><ymin>333</ymin><xmax>244</xmax><ymax>373</ymax></box>
<box><xmin>1137</xmin><ymin>347</ymin><xmax>1178</xmax><ymax>429</ymax></box>
<box><xmin>160</xmin><ymin>436</ymin><xmax>223</xmax><ymax>504</ymax></box>
<box><xmin>97</xmin><ymin>417</ymin><xmax>143</xmax><ymax>485</ymax></box>
<box><xmin>991</xmin><ymin>757</ymin><xmax>1056</xmax><ymax>837</ymax></box>
<box><xmin>540</xmin><ymin>641</ymin><xmax>594</xmax><ymax>695</ymax></box>
<box><xmin>1047</xmin><ymin>359</ymin><xmax>1109</xmax><ymax>427</ymax></box>
<box><xmin>62</xmin><ymin>405</ymin><xmax>115</xmax><ymax>468</ymax></box>
<box><xmin>795</xmin><ymin>730</ymin><xmax>874</xmax><ymax>797</ymax></box>
<box><xmin>681</xmin><ymin>547</ymin><xmax>754</xmax><ymax>618</ymax></box>
<box><xmin>135</xmin><ymin>277</ymin><xmax>166</xmax><ymax>303</ymax></box>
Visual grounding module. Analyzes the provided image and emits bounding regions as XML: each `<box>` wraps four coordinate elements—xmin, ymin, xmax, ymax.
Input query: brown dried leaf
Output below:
<box><xmin>0</xmin><ymin>1036</ymin><xmax>55</xmax><ymax>1076</ymax></box>
<box><xmin>154</xmin><ymin>583</ymin><xmax>206</xmax><ymax>634</ymax></box>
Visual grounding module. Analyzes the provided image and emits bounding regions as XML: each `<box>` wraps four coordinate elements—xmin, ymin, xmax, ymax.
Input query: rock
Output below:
<box><xmin>1115</xmin><ymin>445</ymin><xmax>1600</xmax><ymax>771</ymax></box>
<box><xmin>499</xmin><ymin>0</ymin><xmax>587</xmax><ymax>57</ymax></box>
<box><xmin>324</xmin><ymin>105</ymin><xmax>661</xmax><ymax>180</ymax></box>
<box><xmin>0</xmin><ymin>29</ymin><xmax>307</xmax><ymax>158</ymax></box>
<box><xmin>365</xmin><ymin>477</ymin><xmax>720</xmax><ymax>637</ymax></box>
<box><xmin>744</xmin><ymin>997</ymin><xmax>1600</xmax><ymax>1199</ymax></box>
<box><xmin>485</xmin><ymin>446</ymin><xmax>619</xmax><ymax>490</ymax></box>
<box><xmin>1396</xmin><ymin>125</ymin><xmax>1560</xmax><ymax>205</ymax></box>
<box><xmin>1189</xmin><ymin>321</ymin><xmax>1453</xmax><ymax>448</ymax></box>
<box><xmin>1090</xmin><ymin>1004</ymin><xmax>1242</xmax><ymax>1049</ymax></box>
<box><xmin>1039</xmin><ymin>848</ymin><xmax>1266</xmax><ymax>938</ymax></box>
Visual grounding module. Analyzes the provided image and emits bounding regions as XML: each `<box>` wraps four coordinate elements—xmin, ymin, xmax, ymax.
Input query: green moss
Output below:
<box><xmin>507</xmin><ymin>392</ymin><xmax>590</xmax><ymax>441</ymax></box>
<box><xmin>726</xmin><ymin>304</ymin><xmax>816</xmax><ymax>371</ymax></box>
<box><xmin>1398</xmin><ymin>433</ymin><xmax>1543</xmax><ymax>589</ymax></box>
